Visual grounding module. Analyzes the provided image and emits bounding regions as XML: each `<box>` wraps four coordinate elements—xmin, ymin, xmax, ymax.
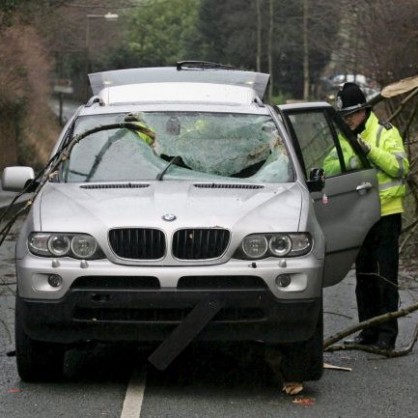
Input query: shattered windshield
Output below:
<box><xmin>62</xmin><ymin>112</ymin><xmax>294</xmax><ymax>183</ymax></box>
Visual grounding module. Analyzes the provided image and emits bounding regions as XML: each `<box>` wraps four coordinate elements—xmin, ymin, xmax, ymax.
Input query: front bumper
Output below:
<box><xmin>16</xmin><ymin>254</ymin><xmax>323</xmax><ymax>345</ymax></box>
<box><xmin>16</xmin><ymin>254</ymin><xmax>323</xmax><ymax>300</ymax></box>
<box><xmin>17</xmin><ymin>289</ymin><xmax>321</xmax><ymax>345</ymax></box>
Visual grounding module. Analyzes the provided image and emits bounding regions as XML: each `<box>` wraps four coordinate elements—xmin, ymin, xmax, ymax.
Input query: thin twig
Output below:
<box><xmin>400</xmin><ymin>220</ymin><xmax>418</xmax><ymax>253</ymax></box>
<box><xmin>324</xmin><ymin>310</ymin><xmax>353</xmax><ymax>320</ymax></box>
<box><xmin>0</xmin><ymin>318</ymin><xmax>12</xmax><ymax>344</ymax></box>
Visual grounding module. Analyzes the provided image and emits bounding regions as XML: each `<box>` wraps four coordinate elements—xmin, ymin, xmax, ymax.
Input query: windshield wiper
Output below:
<box><xmin>156</xmin><ymin>156</ymin><xmax>182</xmax><ymax>181</ymax></box>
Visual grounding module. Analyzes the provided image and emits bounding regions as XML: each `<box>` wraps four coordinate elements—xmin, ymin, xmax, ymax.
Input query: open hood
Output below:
<box><xmin>89</xmin><ymin>63</ymin><xmax>270</xmax><ymax>99</ymax></box>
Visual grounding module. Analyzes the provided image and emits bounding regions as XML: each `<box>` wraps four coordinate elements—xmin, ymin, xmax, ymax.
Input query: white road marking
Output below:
<box><xmin>120</xmin><ymin>368</ymin><xmax>147</xmax><ymax>418</ymax></box>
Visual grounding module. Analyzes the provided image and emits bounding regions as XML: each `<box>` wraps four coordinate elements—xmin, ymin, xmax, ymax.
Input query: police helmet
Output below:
<box><xmin>335</xmin><ymin>82</ymin><xmax>371</xmax><ymax>116</ymax></box>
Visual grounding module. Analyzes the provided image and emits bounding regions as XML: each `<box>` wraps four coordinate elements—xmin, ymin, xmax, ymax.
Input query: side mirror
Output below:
<box><xmin>307</xmin><ymin>168</ymin><xmax>325</xmax><ymax>192</ymax></box>
<box><xmin>1</xmin><ymin>166</ymin><xmax>35</xmax><ymax>192</ymax></box>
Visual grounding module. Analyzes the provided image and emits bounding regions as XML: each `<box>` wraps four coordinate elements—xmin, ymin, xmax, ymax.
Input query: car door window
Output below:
<box><xmin>285</xmin><ymin>110</ymin><xmax>365</xmax><ymax>178</ymax></box>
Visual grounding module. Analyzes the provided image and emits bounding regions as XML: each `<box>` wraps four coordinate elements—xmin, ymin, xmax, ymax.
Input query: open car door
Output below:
<box><xmin>277</xmin><ymin>102</ymin><xmax>381</xmax><ymax>287</ymax></box>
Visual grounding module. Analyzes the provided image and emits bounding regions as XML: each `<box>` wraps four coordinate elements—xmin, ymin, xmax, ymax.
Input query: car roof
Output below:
<box><xmin>88</xmin><ymin>63</ymin><xmax>270</xmax><ymax>99</ymax></box>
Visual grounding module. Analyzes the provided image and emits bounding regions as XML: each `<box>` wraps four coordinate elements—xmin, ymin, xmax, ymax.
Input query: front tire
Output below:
<box><xmin>265</xmin><ymin>305</ymin><xmax>323</xmax><ymax>383</ymax></box>
<box><xmin>280</xmin><ymin>307</ymin><xmax>324</xmax><ymax>382</ymax></box>
<box><xmin>15</xmin><ymin>301</ymin><xmax>65</xmax><ymax>382</ymax></box>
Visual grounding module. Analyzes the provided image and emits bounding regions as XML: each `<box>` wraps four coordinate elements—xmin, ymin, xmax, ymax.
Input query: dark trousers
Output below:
<box><xmin>355</xmin><ymin>214</ymin><xmax>401</xmax><ymax>344</ymax></box>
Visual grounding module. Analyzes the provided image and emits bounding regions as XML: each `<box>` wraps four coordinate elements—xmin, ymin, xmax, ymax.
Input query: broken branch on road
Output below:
<box><xmin>324</xmin><ymin>302</ymin><xmax>418</xmax><ymax>357</ymax></box>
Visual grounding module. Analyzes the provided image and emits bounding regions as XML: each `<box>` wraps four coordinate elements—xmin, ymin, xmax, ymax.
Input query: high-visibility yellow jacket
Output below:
<box><xmin>360</xmin><ymin>112</ymin><xmax>409</xmax><ymax>216</ymax></box>
<box><xmin>134</xmin><ymin>121</ymin><xmax>155</xmax><ymax>145</ymax></box>
<box><xmin>323</xmin><ymin>136</ymin><xmax>362</xmax><ymax>176</ymax></box>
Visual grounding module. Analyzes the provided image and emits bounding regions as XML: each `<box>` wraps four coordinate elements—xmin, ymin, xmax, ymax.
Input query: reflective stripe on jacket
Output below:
<box><xmin>361</xmin><ymin>112</ymin><xmax>409</xmax><ymax>216</ymax></box>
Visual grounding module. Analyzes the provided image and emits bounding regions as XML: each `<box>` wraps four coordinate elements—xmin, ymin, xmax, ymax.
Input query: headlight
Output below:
<box><xmin>269</xmin><ymin>234</ymin><xmax>292</xmax><ymax>256</ymax></box>
<box><xmin>242</xmin><ymin>234</ymin><xmax>268</xmax><ymax>258</ymax></box>
<box><xmin>48</xmin><ymin>234</ymin><xmax>71</xmax><ymax>256</ymax></box>
<box><xmin>71</xmin><ymin>234</ymin><xmax>98</xmax><ymax>258</ymax></box>
<box><xmin>28</xmin><ymin>233</ymin><xmax>50</xmax><ymax>256</ymax></box>
<box><xmin>28</xmin><ymin>233</ymin><xmax>104</xmax><ymax>259</ymax></box>
<box><xmin>289</xmin><ymin>233</ymin><xmax>312</xmax><ymax>256</ymax></box>
<box><xmin>237</xmin><ymin>233</ymin><xmax>312</xmax><ymax>259</ymax></box>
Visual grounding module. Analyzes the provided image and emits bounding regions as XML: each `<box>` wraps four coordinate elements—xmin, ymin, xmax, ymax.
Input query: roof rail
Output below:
<box><xmin>176</xmin><ymin>61</ymin><xmax>236</xmax><ymax>71</ymax></box>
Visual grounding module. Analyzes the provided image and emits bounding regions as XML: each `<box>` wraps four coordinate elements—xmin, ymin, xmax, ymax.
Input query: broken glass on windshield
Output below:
<box><xmin>62</xmin><ymin>112</ymin><xmax>293</xmax><ymax>183</ymax></box>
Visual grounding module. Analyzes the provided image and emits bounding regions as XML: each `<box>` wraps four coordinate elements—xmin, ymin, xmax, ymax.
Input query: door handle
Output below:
<box><xmin>356</xmin><ymin>182</ymin><xmax>373</xmax><ymax>195</ymax></box>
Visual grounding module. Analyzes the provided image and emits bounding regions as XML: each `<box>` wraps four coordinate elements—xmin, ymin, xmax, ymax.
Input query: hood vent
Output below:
<box><xmin>80</xmin><ymin>183</ymin><xmax>150</xmax><ymax>190</ymax></box>
<box><xmin>194</xmin><ymin>183</ymin><xmax>263</xmax><ymax>190</ymax></box>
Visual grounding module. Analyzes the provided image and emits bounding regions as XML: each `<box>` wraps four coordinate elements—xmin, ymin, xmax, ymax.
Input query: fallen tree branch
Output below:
<box><xmin>0</xmin><ymin>121</ymin><xmax>154</xmax><ymax>248</ymax></box>
<box><xmin>388</xmin><ymin>87</ymin><xmax>418</xmax><ymax>123</ymax></box>
<box><xmin>323</xmin><ymin>301</ymin><xmax>418</xmax><ymax>349</ymax></box>
<box><xmin>325</xmin><ymin>322</ymin><xmax>418</xmax><ymax>358</ymax></box>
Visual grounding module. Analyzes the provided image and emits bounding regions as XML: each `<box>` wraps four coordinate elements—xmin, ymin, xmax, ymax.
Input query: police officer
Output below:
<box><xmin>336</xmin><ymin>82</ymin><xmax>409</xmax><ymax>350</ymax></box>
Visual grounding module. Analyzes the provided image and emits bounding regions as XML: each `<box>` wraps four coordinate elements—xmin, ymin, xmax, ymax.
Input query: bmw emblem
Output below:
<box><xmin>162</xmin><ymin>213</ymin><xmax>176</xmax><ymax>222</ymax></box>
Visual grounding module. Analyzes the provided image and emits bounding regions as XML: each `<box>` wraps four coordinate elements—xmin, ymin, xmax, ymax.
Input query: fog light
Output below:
<box><xmin>48</xmin><ymin>274</ymin><xmax>63</xmax><ymax>288</ymax></box>
<box><xmin>276</xmin><ymin>274</ymin><xmax>291</xmax><ymax>288</ymax></box>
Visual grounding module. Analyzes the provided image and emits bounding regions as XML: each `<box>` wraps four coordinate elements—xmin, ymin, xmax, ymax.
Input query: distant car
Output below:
<box><xmin>2</xmin><ymin>61</ymin><xmax>380</xmax><ymax>382</ymax></box>
<box><xmin>318</xmin><ymin>73</ymin><xmax>380</xmax><ymax>101</ymax></box>
<box><xmin>331</xmin><ymin>73</ymin><xmax>368</xmax><ymax>86</ymax></box>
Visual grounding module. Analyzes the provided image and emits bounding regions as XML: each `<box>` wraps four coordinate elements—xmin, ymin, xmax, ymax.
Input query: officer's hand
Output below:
<box><xmin>357</xmin><ymin>135</ymin><xmax>370</xmax><ymax>154</ymax></box>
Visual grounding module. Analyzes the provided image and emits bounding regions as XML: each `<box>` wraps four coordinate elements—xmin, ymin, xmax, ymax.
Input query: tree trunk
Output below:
<box><xmin>255</xmin><ymin>0</ymin><xmax>261</xmax><ymax>72</ymax></box>
<box><xmin>303</xmin><ymin>0</ymin><xmax>309</xmax><ymax>101</ymax></box>
<box><xmin>268</xmin><ymin>0</ymin><xmax>274</xmax><ymax>102</ymax></box>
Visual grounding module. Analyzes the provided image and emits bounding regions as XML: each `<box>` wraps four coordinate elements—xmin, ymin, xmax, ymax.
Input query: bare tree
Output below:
<box><xmin>267</xmin><ymin>0</ymin><xmax>274</xmax><ymax>101</ymax></box>
<box><xmin>255</xmin><ymin>0</ymin><xmax>262</xmax><ymax>72</ymax></box>
<box><xmin>330</xmin><ymin>0</ymin><xmax>418</xmax><ymax>84</ymax></box>
<box><xmin>302</xmin><ymin>0</ymin><xmax>309</xmax><ymax>100</ymax></box>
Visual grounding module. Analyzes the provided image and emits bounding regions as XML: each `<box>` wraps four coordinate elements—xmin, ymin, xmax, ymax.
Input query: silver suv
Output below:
<box><xmin>2</xmin><ymin>62</ymin><xmax>380</xmax><ymax>382</ymax></box>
